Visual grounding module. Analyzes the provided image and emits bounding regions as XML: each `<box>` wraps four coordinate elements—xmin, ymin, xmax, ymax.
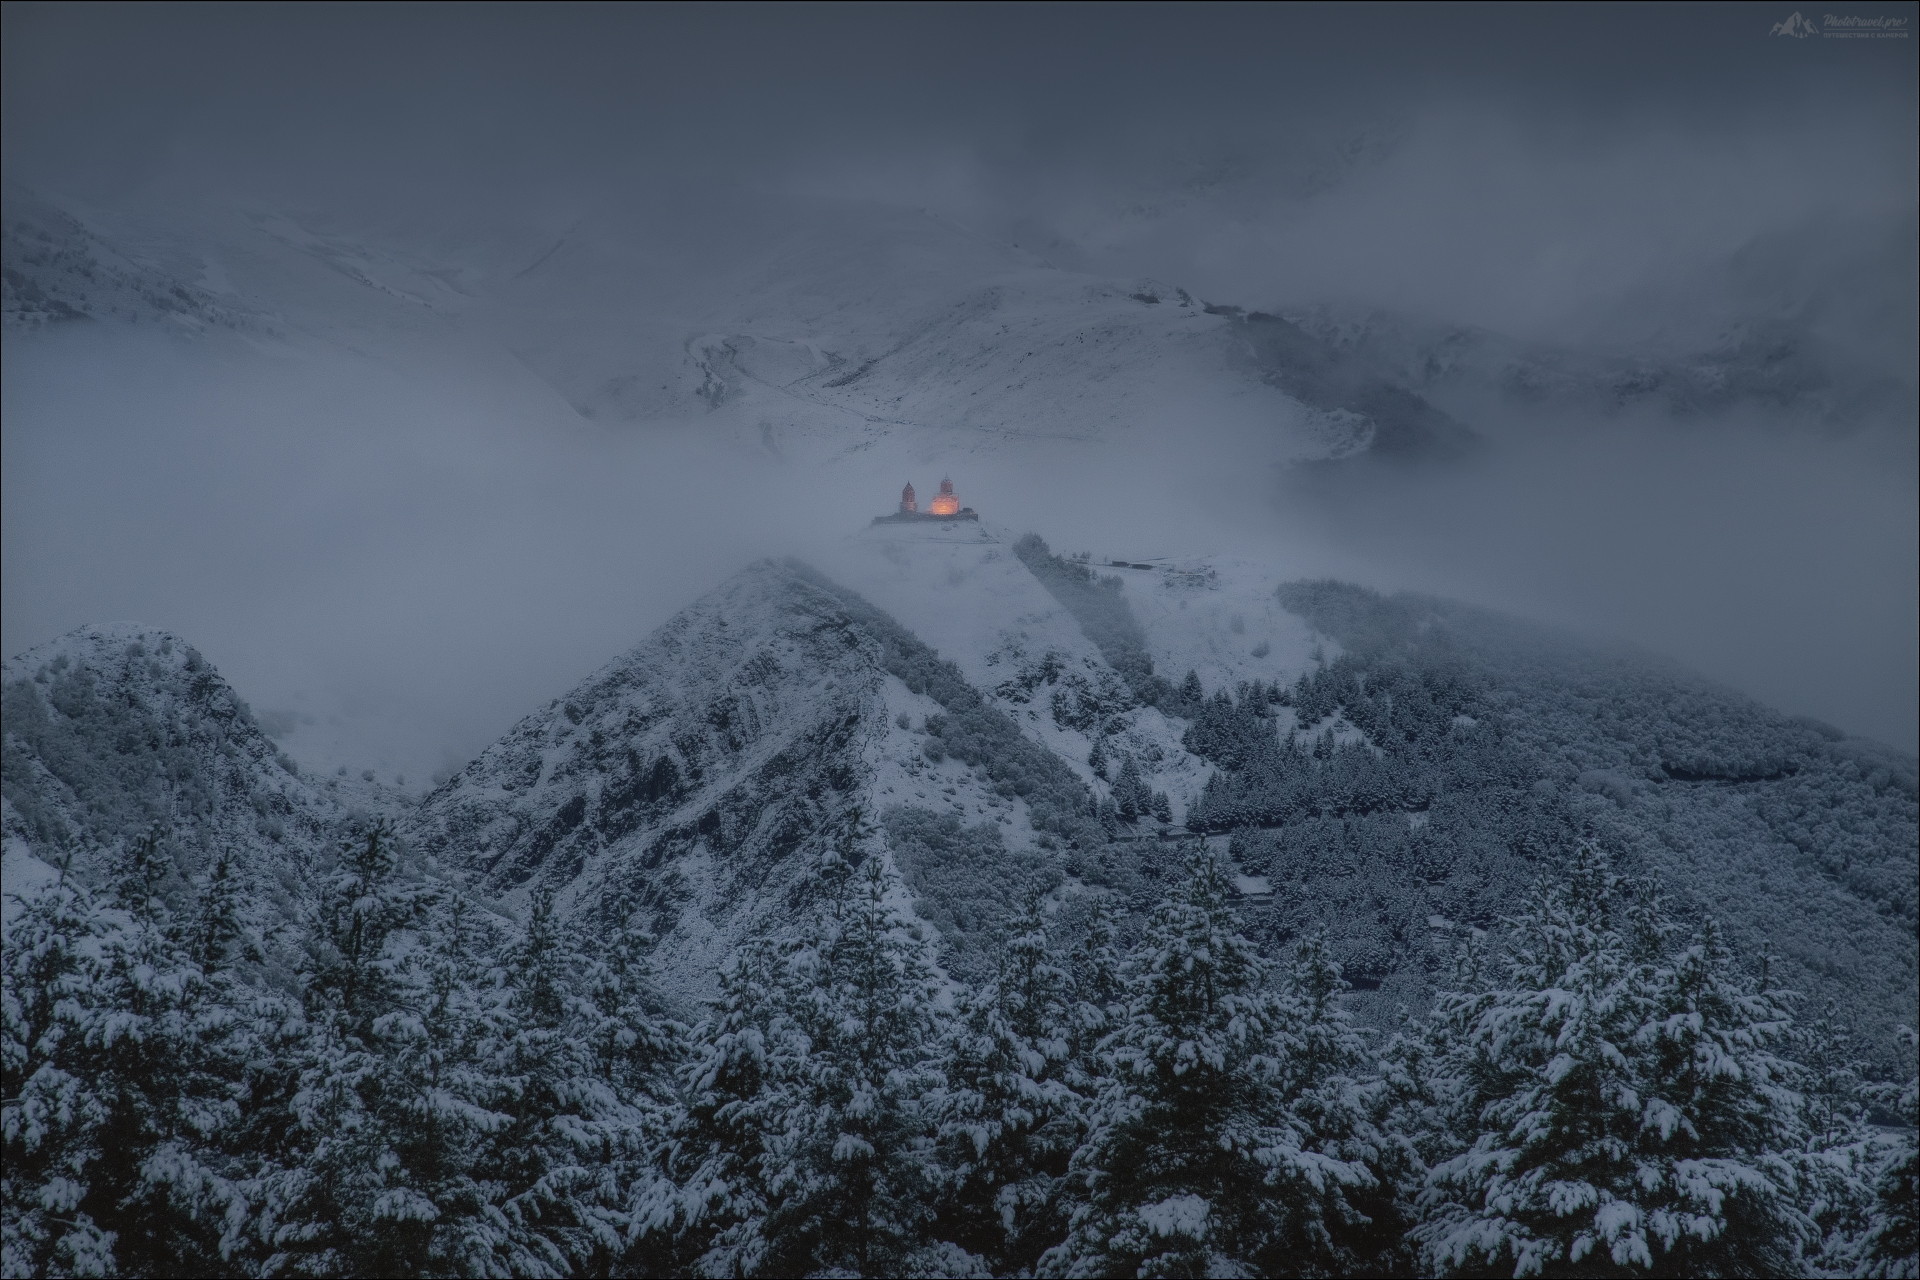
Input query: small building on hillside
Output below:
<box><xmin>873</xmin><ymin>477</ymin><xmax>978</xmax><ymax>524</ymax></box>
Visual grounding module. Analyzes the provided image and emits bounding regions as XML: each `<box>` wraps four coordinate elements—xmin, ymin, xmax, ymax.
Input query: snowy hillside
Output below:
<box><xmin>816</xmin><ymin>520</ymin><xmax>1207</xmax><ymax>813</ymax></box>
<box><xmin>1280</xmin><ymin>290</ymin><xmax>1919</xmax><ymax>432</ymax></box>
<box><xmin>1</xmin><ymin>186</ymin><xmax>250</xmax><ymax>336</ymax></box>
<box><xmin>402</xmin><ymin>558</ymin><xmax>1099</xmax><ymax>998</ymax></box>
<box><xmin>0</xmin><ymin>185</ymin><xmax>1446</xmax><ymax>473</ymax></box>
<box><xmin>5</xmin><ymin>538</ymin><xmax>1915</xmax><ymax>1066</ymax></box>
<box><xmin>0</xmin><ymin>623</ymin><xmax>397</xmax><ymax>935</ymax></box>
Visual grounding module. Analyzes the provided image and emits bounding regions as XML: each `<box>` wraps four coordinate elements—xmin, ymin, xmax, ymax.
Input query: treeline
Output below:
<box><xmin>6</xmin><ymin>826</ymin><xmax>1916</xmax><ymax>1278</ymax></box>
<box><xmin>1182</xmin><ymin>659</ymin><xmax>1533</xmax><ymax>833</ymax></box>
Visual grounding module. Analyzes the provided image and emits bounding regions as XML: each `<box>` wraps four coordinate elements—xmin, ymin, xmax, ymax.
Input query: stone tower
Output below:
<box><xmin>928</xmin><ymin>477</ymin><xmax>961</xmax><ymax>517</ymax></box>
<box><xmin>899</xmin><ymin>482</ymin><xmax>917</xmax><ymax>514</ymax></box>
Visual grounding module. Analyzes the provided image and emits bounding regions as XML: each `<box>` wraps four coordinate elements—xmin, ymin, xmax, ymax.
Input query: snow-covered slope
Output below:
<box><xmin>816</xmin><ymin>520</ymin><xmax>1209</xmax><ymax>818</ymax></box>
<box><xmin>1279</xmin><ymin>292</ymin><xmax>1918</xmax><ymax>432</ymax></box>
<box><xmin>1</xmin><ymin>186</ymin><xmax>251</xmax><ymax>336</ymax></box>
<box><xmin>0</xmin><ymin>185</ymin><xmax>1451</xmax><ymax>473</ymax></box>
<box><xmin>1110</xmin><ymin>555</ymin><xmax>1331</xmax><ymax>698</ymax></box>
<box><xmin>0</xmin><ymin>623</ymin><xmax>386</xmax><ymax>923</ymax></box>
<box><xmin>401</xmin><ymin>558</ymin><xmax>1085</xmax><ymax>1001</ymax></box>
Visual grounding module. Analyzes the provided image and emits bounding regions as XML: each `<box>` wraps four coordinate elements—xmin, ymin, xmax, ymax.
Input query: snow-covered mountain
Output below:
<box><xmin>10</xmin><ymin>181</ymin><xmax>1893</xmax><ymax>483</ymax></box>
<box><xmin>0</xmin><ymin>622</ymin><xmax>396</xmax><ymax>938</ymax></box>
<box><xmin>398</xmin><ymin>524</ymin><xmax>1279</xmax><ymax>999</ymax></box>
<box><xmin>0</xmin><ymin>184</ymin><xmax>1440</xmax><ymax>472</ymax></box>
<box><xmin>402</xmin><ymin>559</ymin><xmax>946</xmax><ymax>1000</ymax></box>
<box><xmin>4</xmin><ymin>177</ymin><xmax>1913</xmax><ymax>1045</ymax></box>
<box><xmin>4</xmin><ymin>526</ymin><xmax>1915</xmax><ymax>1053</ymax></box>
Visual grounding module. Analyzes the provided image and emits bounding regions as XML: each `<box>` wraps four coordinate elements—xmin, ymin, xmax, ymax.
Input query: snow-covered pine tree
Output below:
<box><xmin>581</xmin><ymin>922</ymin><xmax>680</xmax><ymax>1101</ymax></box>
<box><xmin>1627</xmin><ymin>917</ymin><xmax>1806</xmax><ymax>1273</ymax></box>
<box><xmin>1273</xmin><ymin>932</ymin><xmax>1416</xmax><ymax>1273</ymax></box>
<box><xmin>1416</xmin><ymin>846</ymin><xmax>1809</xmax><ymax>1278</ymax></box>
<box><xmin>1786</xmin><ymin>1007</ymin><xmax>1886</xmax><ymax>1274</ymax></box>
<box><xmin>462</xmin><ymin>886</ymin><xmax>630</xmax><ymax>1276</ymax></box>
<box><xmin>188</xmin><ymin>848</ymin><xmax>250</xmax><ymax>970</ymax></box>
<box><xmin>1088</xmin><ymin>737</ymin><xmax>1109</xmax><ymax>781</ymax></box>
<box><xmin>757</xmin><ymin>857</ymin><xmax>952</xmax><ymax>1277</ymax></box>
<box><xmin>238</xmin><ymin>819</ymin><xmax>497</xmax><ymax>1278</ymax></box>
<box><xmin>1151</xmin><ymin>791</ymin><xmax>1173</xmax><ymax>825</ymax></box>
<box><xmin>929</xmin><ymin>898</ymin><xmax>1083</xmax><ymax>1274</ymax></box>
<box><xmin>1043</xmin><ymin>850</ymin><xmax>1373</xmax><ymax>1278</ymax></box>
<box><xmin>1066</xmin><ymin>896</ymin><xmax>1125</xmax><ymax>1091</ymax></box>
<box><xmin>1861</xmin><ymin>1025</ymin><xmax>1919</xmax><ymax>1279</ymax></box>
<box><xmin>633</xmin><ymin>936</ymin><xmax>796</xmax><ymax>1277</ymax></box>
<box><xmin>363</xmin><ymin>900</ymin><xmax>530</xmax><ymax>1278</ymax></box>
<box><xmin>1113</xmin><ymin>756</ymin><xmax>1145</xmax><ymax>823</ymax></box>
<box><xmin>4</xmin><ymin>868</ymin><xmax>132</xmax><ymax>1277</ymax></box>
<box><xmin>1</xmin><ymin>845</ymin><xmax>249</xmax><ymax>1278</ymax></box>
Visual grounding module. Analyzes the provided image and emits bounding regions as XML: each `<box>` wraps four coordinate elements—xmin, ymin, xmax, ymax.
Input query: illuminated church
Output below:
<box><xmin>873</xmin><ymin>477</ymin><xmax>978</xmax><ymax>523</ymax></box>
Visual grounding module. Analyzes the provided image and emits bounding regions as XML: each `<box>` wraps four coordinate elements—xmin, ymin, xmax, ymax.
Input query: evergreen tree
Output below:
<box><xmin>634</xmin><ymin>937</ymin><xmax>795</xmax><ymax>1277</ymax></box>
<box><xmin>238</xmin><ymin>820</ymin><xmax>507</xmax><ymax>1277</ymax></box>
<box><xmin>1067</xmin><ymin>896</ymin><xmax>1125</xmax><ymax>1089</ymax></box>
<box><xmin>2</xmin><ymin>850</ymin><xmax>248</xmax><ymax>1278</ymax></box>
<box><xmin>650</xmin><ymin>857</ymin><xmax>955</xmax><ymax>1278</ymax></box>
<box><xmin>758</xmin><ymin>858</ymin><xmax>950</xmax><ymax>1277</ymax></box>
<box><xmin>1861</xmin><ymin>1026</ymin><xmax>1919</xmax><ymax>1279</ymax></box>
<box><xmin>1113</xmin><ymin>756</ymin><xmax>1145</xmax><ymax>823</ymax></box>
<box><xmin>1043</xmin><ymin>851</ymin><xmax>1373</xmax><ymax>1277</ymax></box>
<box><xmin>4</xmin><ymin>869</ymin><xmax>134</xmax><ymax>1277</ymax></box>
<box><xmin>1791</xmin><ymin>1010</ymin><xmax>1882</xmax><ymax>1279</ymax></box>
<box><xmin>930</xmin><ymin>899</ymin><xmax>1083</xmax><ymax>1275</ymax></box>
<box><xmin>1275</xmin><ymin>933</ymin><xmax>1415</xmax><ymax>1273</ymax></box>
<box><xmin>1415</xmin><ymin>847</ymin><xmax>1808</xmax><ymax>1277</ymax></box>
<box><xmin>189</xmin><ymin>848</ymin><xmax>249</xmax><ymax>970</ymax></box>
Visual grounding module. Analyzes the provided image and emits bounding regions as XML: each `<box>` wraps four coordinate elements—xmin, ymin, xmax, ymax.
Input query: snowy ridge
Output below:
<box><xmin>1</xmin><ymin>186</ymin><xmax>250</xmax><ymax>336</ymax></box>
<box><xmin>0</xmin><ymin>623</ymin><xmax>348</xmax><ymax>930</ymax></box>
<box><xmin>2</xmin><ymin>186</ymin><xmax>1427</xmax><ymax>472</ymax></box>
<box><xmin>818</xmin><ymin>520</ymin><xmax>1208</xmax><ymax>819</ymax></box>
<box><xmin>402</xmin><ymin>559</ymin><xmax>1078</xmax><ymax>1001</ymax></box>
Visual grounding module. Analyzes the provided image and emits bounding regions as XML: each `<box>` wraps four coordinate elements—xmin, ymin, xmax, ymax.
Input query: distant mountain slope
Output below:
<box><xmin>1</xmin><ymin>186</ymin><xmax>248</xmax><ymax>335</ymax></box>
<box><xmin>0</xmin><ymin>624</ymin><xmax>377</xmax><ymax>934</ymax></box>
<box><xmin>1207</xmin><ymin>580</ymin><xmax>1920</xmax><ymax>1063</ymax></box>
<box><xmin>816</xmin><ymin>521</ymin><xmax>1208</xmax><ymax>812</ymax></box>
<box><xmin>0</xmin><ymin>186</ymin><xmax>1467</xmax><ymax>470</ymax></box>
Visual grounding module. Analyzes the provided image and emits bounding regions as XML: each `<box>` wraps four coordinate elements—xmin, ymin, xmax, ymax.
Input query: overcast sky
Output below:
<box><xmin>4</xmin><ymin>2</ymin><xmax>1916</xmax><ymax>764</ymax></box>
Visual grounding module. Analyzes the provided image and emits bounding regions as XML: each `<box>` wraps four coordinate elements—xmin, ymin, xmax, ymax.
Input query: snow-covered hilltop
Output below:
<box><xmin>405</xmin><ymin>561</ymin><xmax>929</xmax><ymax>998</ymax></box>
